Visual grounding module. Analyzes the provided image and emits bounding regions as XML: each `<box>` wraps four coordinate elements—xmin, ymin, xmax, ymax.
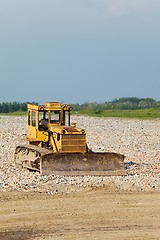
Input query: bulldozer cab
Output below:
<box><xmin>27</xmin><ymin>102</ymin><xmax>72</xmax><ymax>142</ymax></box>
<box><xmin>39</xmin><ymin>110</ymin><xmax>71</xmax><ymax>129</ymax></box>
<box><xmin>38</xmin><ymin>103</ymin><xmax>72</xmax><ymax>129</ymax></box>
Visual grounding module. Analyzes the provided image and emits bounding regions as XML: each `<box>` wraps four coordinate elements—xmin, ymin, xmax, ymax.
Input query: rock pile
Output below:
<box><xmin>0</xmin><ymin>115</ymin><xmax>160</xmax><ymax>193</ymax></box>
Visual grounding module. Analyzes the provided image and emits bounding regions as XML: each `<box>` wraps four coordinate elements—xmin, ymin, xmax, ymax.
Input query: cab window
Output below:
<box><xmin>65</xmin><ymin>111</ymin><xmax>70</xmax><ymax>126</ymax></box>
<box><xmin>28</xmin><ymin>111</ymin><xmax>31</xmax><ymax>126</ymax></box>
<box><xmin>31</xmin><ymin>111</ymin><xmax>36</xmax><ymax>127</ymax></box>
<box><xmin>38</xmin><ymin>111</ymin><xmax>48</xmax><ymax>130</ymax></box>
<box><xmin>50</xmin><ymin>111</ymin><xmax>60</xmax><ymax>123</ymax></box>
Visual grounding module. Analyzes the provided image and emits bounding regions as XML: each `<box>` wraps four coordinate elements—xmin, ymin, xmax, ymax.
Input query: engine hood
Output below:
<box><xmin>49</xmin><ymin>125</ymin><xmax>86</xmax><ymax>134</ymax></box>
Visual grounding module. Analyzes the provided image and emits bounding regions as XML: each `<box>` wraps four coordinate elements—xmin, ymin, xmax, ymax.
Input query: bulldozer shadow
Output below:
<box><xmin>124</xmin><ymin>161</ymin><xmax>140</xmax><ymax>173</ymax></box>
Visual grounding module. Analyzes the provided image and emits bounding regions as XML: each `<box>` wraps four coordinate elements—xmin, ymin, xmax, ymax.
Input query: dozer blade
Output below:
<box><xmin>41</xmin><ymin>152</ymin><xmax>126</xmax><ymax>176</ymax></box>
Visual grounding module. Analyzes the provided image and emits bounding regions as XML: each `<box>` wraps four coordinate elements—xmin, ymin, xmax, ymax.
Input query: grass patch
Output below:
<box><xmin>74</xmin><ymin>108</ymin><xmax>160</xmax><ymax>119</ymax></box>
<box><xmin>0</xmin><ymin>111</ymin><xmax>27</xmax><ymax>116</ymax></box>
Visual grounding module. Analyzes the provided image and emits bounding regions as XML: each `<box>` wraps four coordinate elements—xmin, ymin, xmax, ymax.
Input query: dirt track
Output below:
<box><xmin>1</xmin><ymin>186</ymin><xmax>160</xmax><ymax>240</ymax></box>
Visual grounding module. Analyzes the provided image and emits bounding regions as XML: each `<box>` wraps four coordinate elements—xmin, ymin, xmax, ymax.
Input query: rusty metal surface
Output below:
<box><xmin>41</xmin><ymin>152</ymin><xmax>126</xmax><ymax>176</ymax></box>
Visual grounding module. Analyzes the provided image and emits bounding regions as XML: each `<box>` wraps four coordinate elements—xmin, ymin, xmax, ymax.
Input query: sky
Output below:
<box><xmin>0</xmin><ymin>0</ymin><xmax>160</xmax><ymax>104</ymax></box>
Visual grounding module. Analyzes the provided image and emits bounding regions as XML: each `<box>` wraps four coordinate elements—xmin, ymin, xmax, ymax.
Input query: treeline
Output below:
<box><xmin>72</xmin><ymin>97</ymin><xmax>160</xmax><ymax>112</ymax></box>
<box><xmin>0</xmin><ymin>98</ymin><xmax>160</xmax><ymax>113</ymax></box>
<box><xmin>0</xmin><ymin>102</ymin><xmax>36</xmax><ymax>113</ymax></box>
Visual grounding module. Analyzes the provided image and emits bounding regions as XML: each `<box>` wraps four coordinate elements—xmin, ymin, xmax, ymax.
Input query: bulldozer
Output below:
<box><xmin>14</xmin><ymin>102</ymin><xmax>126</xmax><ymax>176</ymax></box>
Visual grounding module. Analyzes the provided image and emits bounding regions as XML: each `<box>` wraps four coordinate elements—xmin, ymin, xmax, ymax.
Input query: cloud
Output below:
<box><xmin>106</xmin><ymin>0</ymin><xmax>159</xmax><ymax>16</ymax></box>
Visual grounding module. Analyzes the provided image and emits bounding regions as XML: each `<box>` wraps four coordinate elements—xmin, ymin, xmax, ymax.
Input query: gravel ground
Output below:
<box><xmin>0</xmin><ymin>115</ymin><xmax>160</xmax><ymax>194</ymax></box>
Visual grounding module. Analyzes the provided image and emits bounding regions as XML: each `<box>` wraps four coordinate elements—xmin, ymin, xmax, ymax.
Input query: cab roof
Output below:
<box><xmin>27</xmin><ymin>102</ymin><xmax>72</xmax><ymax>111</ymax></box>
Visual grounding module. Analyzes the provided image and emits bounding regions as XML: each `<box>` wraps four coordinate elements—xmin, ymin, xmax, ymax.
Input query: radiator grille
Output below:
<box><xmin>61</xmin><ymin>134</ymin><xmax>86</xmax><ymax>152</ymax></box>
<box><xmin>62</xmin><ymin>134</ymin><xmax>85</xmax><ymax>140</ymax></box>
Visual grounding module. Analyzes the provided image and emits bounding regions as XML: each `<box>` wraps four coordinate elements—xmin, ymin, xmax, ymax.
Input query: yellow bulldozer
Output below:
<box><xmin>14</xmin><ymin>102</ymin><xmax>126</xmax><ymax>176</ymax></box>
